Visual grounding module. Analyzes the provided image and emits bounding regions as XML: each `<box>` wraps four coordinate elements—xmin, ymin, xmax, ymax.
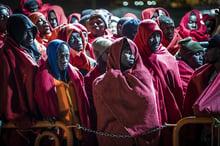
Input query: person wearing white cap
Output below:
<box><xmin>84</xmin><ymin>37</ymin><xmax>113</xmax><ymax>146</ymax></box>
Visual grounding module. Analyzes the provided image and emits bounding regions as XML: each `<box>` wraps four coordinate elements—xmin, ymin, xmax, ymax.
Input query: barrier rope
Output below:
<box><xmin>74</xmin><ymin>123</ymin><xmax>170</xmax><ymax>138</ymax></box>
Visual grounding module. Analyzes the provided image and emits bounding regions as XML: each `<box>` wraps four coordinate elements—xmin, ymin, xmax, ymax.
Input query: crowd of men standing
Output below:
<box><xmin>0</xmin><ymin>0</ymin><xmax>220</xmax><ymax>146</ymax></box>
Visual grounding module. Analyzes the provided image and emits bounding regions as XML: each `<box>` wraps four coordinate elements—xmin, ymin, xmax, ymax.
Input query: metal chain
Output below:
<box><xmin>76</xmin><ymin>124</ymin><xmax>166</xmax><ymax>138</ymax></box>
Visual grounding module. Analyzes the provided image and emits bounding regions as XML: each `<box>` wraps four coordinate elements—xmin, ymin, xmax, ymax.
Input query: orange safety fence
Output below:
<box><xmin>1</xmin><ymin>121</ymin><xmax>74</xmax><ymax>146</ymax></box>
<box><xmin>1</xmin><ymin>117</ymin><xmax>219</xmax><ymax>146</ymax></box>
<box><xmin>172</xmin><ymin>116</ymin><xmax>215</xmax><ymax>146</ymax></box>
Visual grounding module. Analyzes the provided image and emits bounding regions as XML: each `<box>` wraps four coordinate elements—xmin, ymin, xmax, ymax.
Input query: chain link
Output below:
<box><xmin>76</xmin><ymin>124</ymin><xmax>166</xmax><ymax>138</ymax></box>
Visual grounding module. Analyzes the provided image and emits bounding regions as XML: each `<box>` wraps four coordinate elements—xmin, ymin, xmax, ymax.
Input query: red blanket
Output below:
<box><xmin>93</xmin><ymin>37</ymin><xmax>160</xmax><ymax>146</ymax></box>
<box><xmin>0</xmin><ymin>36</ymin><xmax>39</xmax><ymax>128</ymax></box>
<box><xmin>183</xmin><ymin>64</ymin><xmax>215</xmax><ymax>116</ymax></box>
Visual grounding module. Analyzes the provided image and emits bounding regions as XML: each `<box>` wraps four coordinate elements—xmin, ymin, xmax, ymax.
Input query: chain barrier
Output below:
<box><xmin>75</xmin><ymin>123</ymin><xmax>167</xmax><ymax>138</ymax></box>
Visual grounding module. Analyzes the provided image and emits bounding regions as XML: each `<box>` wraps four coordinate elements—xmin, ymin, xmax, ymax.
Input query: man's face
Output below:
<box><xmin>48</xmin><ymin>11</ymin><xmax>58</xmax><ymax>28</ymax></box>
<box><xmin>88</xmin><ymin>16</ymin><xmax>106</xmax><ymax>37</ymax></box>
<box><xmin>187</xmin><ymin>51</ymin><xmax>205</xmax><ymax>69</ymax></box>
<box><xmin>120</xmin><ymin>44</ymin><xmax>135</xmax><ymax>70</ymax></box>
<box><xmin>20</xmin><ymin>28</ymin><xmax>34</xmax><ymax>47</ymax></box>
<box><xmin>26</xmin><ymin>1</ymin><xmax>39</xmax><ymax>12</ymax></box>
<box><xmin>0</xmin><ymin>8</ymin><xmax>10</xmax><ymax>33</ymax></box>
<box><xmin>68</xmin><ymin>31</ymin><xmax>83</xmax><ymax>52</ymax></box>
<box><xmin>187</xmin><ymin>15</ymin><xmax>198</xmax><ymax>30</ymax></box>
<box><xmin>148</xmin><ymin>31</ymin><xmax>161</xmax><ymax>53</ymax></box>
<box><xmin>57</xmin><ymin>44</ymin><xmax>70</xmax><ymax>71</ymax></box>
<box><xmin>160</xmin><ymin>20</ymin><xmax>175</xmax><ymax>42</ymax></box>
<box><xmin>36</xmin><ymin>16</ymin><xmax>51</xmax><ymax>35</ymax></box>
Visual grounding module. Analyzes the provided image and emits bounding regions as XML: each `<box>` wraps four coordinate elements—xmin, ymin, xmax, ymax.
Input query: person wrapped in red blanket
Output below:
<box><xmin>93</xmin><ymin>37</ymin><xmax>160</xmax><ymax>146</ymax></box>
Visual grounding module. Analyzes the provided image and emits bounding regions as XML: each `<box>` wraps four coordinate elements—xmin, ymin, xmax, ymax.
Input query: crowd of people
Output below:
<box><xmin>0</xmin><ymin>0</ymin><xmax>220</xmax><ymax>146</ymax></box>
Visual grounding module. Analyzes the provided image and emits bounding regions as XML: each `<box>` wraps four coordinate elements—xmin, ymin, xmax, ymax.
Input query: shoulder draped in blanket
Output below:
<box><xmin>0</xmin><ymin>13</ymin><xmax>42</xmax><ymax>128</ymax></box>
<box><xmin>0</xmin><ymin>35</ymin><xmax>39</xmax><ymax>128</ymax></box>
<box><xmin>177</xmin><ymin>9</ymin><xmax>209</xmax><ymax>42</ymax></box>
<box><xmin>161</xmin><ymin>29</ymin><xmax>182</xmax><ymax>56</ymax></box>
<box><xmin>47</xmin><ymin>5</ymin><xmax>67</xmax><ymax>29</ymax></box>
<box><xmin>57</xmin><ymin>24</ymin><xmax>94</xmax><ymax>72</ymax></box>
<box><xmin>93</xmin><ymin>37</ymin><xmax>160</xmax><ymax>146</ymax></box>
<box><xmin>34</xmin><ymin>50</ymin><xmax>90</xmax><ymax>130</ymax></box>
<box><xmin>183</xmin><ymin>64</ymin><xmax>215</xmax><ymax>116</ymax></box>
<box><xmin>133</xmin><ymin>19</ymin><xmax>183</xmax><ymax>124</ymax></box>
<box><xmin>177</xmin><ymin>60</ymin><xmax>194</xmax><ymax>97</ymax></box>
<box><xmin>193</xmin><ymin>70</ymin><xmax>220</xmax><ymax>117</ymax></box>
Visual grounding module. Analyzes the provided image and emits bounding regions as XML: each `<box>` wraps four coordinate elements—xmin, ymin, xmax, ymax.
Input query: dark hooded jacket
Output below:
<box><xmin>7</xmin><ymin>14</ymin><xmax>41</xmax><ymax>63</ymax></box>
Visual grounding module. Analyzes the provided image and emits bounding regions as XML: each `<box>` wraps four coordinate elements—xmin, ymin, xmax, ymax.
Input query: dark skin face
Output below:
<box><xmin>48</xmin><ymin>11</ymin><xmax>58</xmax><ymax>28</ymax></box>
<box><xmin>36</xmin><ymin>16</ymin><xmax>51</xmax><ymax>37</ymax></box>
<box><xmin>148</xmin><ymin>31</ymin><xmax>161</xmax><ymax>53</ymax></box>
<box><xmin>57</xmin><ymin>43</ymin><xmax>70</xmax><ymax>71</ymax></box>
<box><xmin>120</xmin><ymin>41</ymin><xmax>135</xmax><ymax>72</ymax></box>
<box><xmin>186</xmin><ymin>50</ymin><xmax>205</xmax><ymax>70</ymax></box>
<box><xmin>20</xmin><ymin>28</ymin><xmax>34</xmax><ymax>48</ymax></box>
<box><xmin>68</xmin><ymin>31</ymin><xmax>83</xmax><ymax>52</ymax></box>
<box><xmin>160</xmin><ymin>19</ymin><xmax>175</xmax><ymax>42</ymax></box>
<box><xmin>88</xmin><ymin>16</ymin><xmax>106</xmax><ymax>37</ymax></box>
<box><xmin>0</xmin><ymin>8</ymin><xmax>10</xmax><ymax>33</ymax></box>
<box><xmin>117</xmin><ymin>18</ymin><xmax>131</xmax><ymax>37</ymax></box>
<box><xmin>25</xmin><ymin>1</ymin><xmax>39</xmax><ymax>12</ymax></box>
<box><xmin>187</xmin><ymin>14</ymin><xmax>198</xmax><ymax>30</ymax></box>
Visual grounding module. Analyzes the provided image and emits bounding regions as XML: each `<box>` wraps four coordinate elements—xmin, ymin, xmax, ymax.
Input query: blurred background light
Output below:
<box><xmin>123</xmin><ymin>1</ymin><xmax>129</xmax><ymax>6</ymax></box>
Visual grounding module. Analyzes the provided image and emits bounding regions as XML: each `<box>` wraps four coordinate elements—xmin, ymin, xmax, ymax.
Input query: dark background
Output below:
<box><xmin>0</xmin><ymin>0</ymin><xmax>217</xmax><ymax>26</ymax></box>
